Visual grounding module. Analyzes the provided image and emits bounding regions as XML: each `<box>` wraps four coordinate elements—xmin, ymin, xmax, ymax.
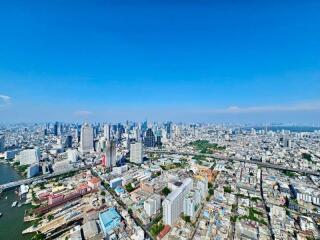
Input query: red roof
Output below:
<box><xmin>158</xmin><ymin>225</ymin><xmax>171</xmax><ymax>239</ymax></box>
<box><xmin>88</xmin><ymin>177</ymin><xmax>101</xmax><ymax>184</ymax></box>
<box><xmin>79</xmin><ymin>183</ymin><xmax>88</xmax><ymax>189</ymax></box>
<box><xmin>49</xmin><ymin>194</ymin><xmax>64</xmax><ymax>199</ymax></box>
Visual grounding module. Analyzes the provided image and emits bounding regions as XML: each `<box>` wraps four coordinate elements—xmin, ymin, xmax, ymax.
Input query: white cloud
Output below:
<box><xmin>0</xmin><ymin>95</ymin><xmax>11</xmax><ymax>110</ymax></box>
<box><xmin>205</xmin><ymin>101</ymin><xmax>320</xmax><ymax>114</ymax></box>
<box><xmin>0</xmin><ymin>94</ymin><xmax>11</xmax><ymax>104</ymax></box>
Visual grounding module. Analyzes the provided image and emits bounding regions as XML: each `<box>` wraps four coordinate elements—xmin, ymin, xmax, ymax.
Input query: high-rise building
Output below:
<box><xmin>197</xmin><ymin>177</ymin><xmax>208</xmax><ymax>200</ymax></box>
<box><xmin>130</xmin><ymin>142</ymin><xmax>143</xmax><ymax>164</ymax></box>
<box><xmin>144</xmin><ymin>128</ymin><xmax>155</xmax><ymax>148</ymax></box>
<box><xmin>165</xmin><ymin>122</ymin><xmax>172</xmax><ymax>139</ymax></box>
<box><xmin>104</xmin><ymin>124</ymin><xmax>111</xmax><ymax>141</ymax></box>
<box><xmin>19</xmin><ymin>148</ymin><xmax>41</xmax><ymax>165</ymax></box>
<box><xmin>141</xmin><ymin>120</ymin><xmax>148</xmax><ymax>133</ymax></box>
<box><xmin>0</xmin><ymin>134</ymin><xmax>5</xmax><ymax>152</ymax></box>
<box><xmin>53</xmin><ymin>122</ymin><xmax>60</xmax><ymax>136</ymax></box>
<box><xmin>75</xmin><ymin>127</ymin><xmax>80</xmax><ymax>143</ymax></box>
<box><xmin>27</xmin><ymin>164</ymin><xmax>40</xmax><ymax>178</ymax></box>
<box><xmin>65</xmin><ymin>135</ymin><xmax>73</xmax><ymax>148</ymax></box>
<box><xmin>144</xmin><ymin>194</ymin><xmax>161</xmax><ymax>217</ymax></box>
<box><xmin>155</xmin><ymin>131</ymin><xmax>162</xmax><ymax>147</ymax></box>
<box><xmin>80</xmin><ymin>123</ymin><xmax>94</xmax><ymax>153</ymax></box>
<box><xmin>163</xmin><ymin>178</ymin><xmax>193</xmax><ymax>225</ymax></box>
<box><xmin>104</xmin><ymin>140</ymin><xmax>116</xmax><ymax>169</ymax></box>
<box><xmin>284</xmin><ymin>138</ymin><xmax>292</xmax><ymax>148</ymax></box>
<box><xmin>135</xmin><ymin>127</ymin><xmax>141</xmax><ymax>142</ymax></box>
<box><xmin>183</xmin><ymin>189</ymin><xmax>201</xmax><ymax>221</ymax></box>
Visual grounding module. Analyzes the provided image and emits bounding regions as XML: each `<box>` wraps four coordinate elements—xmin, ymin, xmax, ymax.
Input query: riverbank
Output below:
<box><xmin>0</xmin><ymin>162</ymin><xmax>33</xmax><ymax>240</ymax></box>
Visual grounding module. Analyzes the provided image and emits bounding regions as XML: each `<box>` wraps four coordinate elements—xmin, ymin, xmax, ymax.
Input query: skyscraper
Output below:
<box><xmin>141</xmin><ymin>120</ymin><xmax>148</xmax><ymax>133</ymax></box>
<box><xmin>104</xmin><ymin>140</ymin><xmax>116</xmax><ymax>169</ymax></box>
<box><xmin>130</xmin><ymin>142</ymin><xmax>143</xmax><ymax>164</ymax></box>
<box><xmin>135</xmin><ymin>127</ymin><xmax>141</xmax><ymax>142</ymax></box>
<box><xmin>165</xmin><ymin>122</ymin><xmax>172</xmax><ymax>139</ymax></box>
<box><xmin>104</xmin><ymin>124</ymin><xmax>111</xmax><ymax>141</ymax></box>
<box><xmin>75</xmin><ymin>127</ymin><xmax>80</xmax><ymax>143</ymax></box>
<box><xmin>65</xmin><ymin>135</ymin><xmax>73</xmax><ymax>148</ymax></box>
<box><xmin>144</xmin><ymin>128</ymin><xmax>155</xmax><ymax>148</ymax></box>
<box><xmin>155</xmin><ymin>130</ymin><xmax>162</xmax><ymax>147</ymax></box>
<box><xmin>80</xmin><ymin>123</ymin><xmax>94</xmax><ymax>153</ymax></box>
<box><xmin>53</xmin><ymin>122</ymin><xmax>59</xmax><ymax>136</ymax></box>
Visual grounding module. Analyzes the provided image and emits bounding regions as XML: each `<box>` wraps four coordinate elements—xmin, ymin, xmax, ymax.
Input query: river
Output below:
<box><xmin>0</xmin><ymin>162</ymin><xmax>33</xmax><ymax>240</ymax></box>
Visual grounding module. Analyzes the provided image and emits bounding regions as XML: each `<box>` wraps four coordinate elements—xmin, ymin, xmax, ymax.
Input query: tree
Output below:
<box><xmin>101</xmin><ymin>191</ymin><xmax>106</xmax><ymax>196</ymax></box>
<box><xmin>31</xmin><ymin>233</ymin><xmax>45</xmax><ymax>240</ymax></box>
<box><xmin>125</xmin><ymin>183</ymin><xmax>134</xmax><ymax>192</ymax></box>
<box><xmin>150</xmin><ymin>223</ymin><xmax>164</xmax><ymax>237</ymax></box>
<box><xmin>161</xmin><ymin>187</ymin><xmax>171</xmax><ymax>196</ymax></box>
<box><xmin>182</xmin><ymin>215</ymin><xmax>191</xmax><ymax>222</ymax></box>
<box><xmin>208</xmin><ymin>189</ymin><xmax>214</xmax><ymax>196</ymax></box>
<box><xmin>302</xmin><ymin>153</ymin><xmax>312</xmax><ymax>161</ymax></box>
<box><xmin>224</xmin><ymin>186</ymin><xmax>232</xmax><ymax>193</ymax></box>
<box><xmin>47</xmin><ymin>214</ymin><xmax>54</xmax><ymax>221</ymax></box>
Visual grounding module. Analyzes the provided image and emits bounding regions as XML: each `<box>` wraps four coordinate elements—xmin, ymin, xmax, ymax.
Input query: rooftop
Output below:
<box><xmin>99</xmin><ymin>207</ymin><xmax>121</xmax><ymax>234</ymax></box>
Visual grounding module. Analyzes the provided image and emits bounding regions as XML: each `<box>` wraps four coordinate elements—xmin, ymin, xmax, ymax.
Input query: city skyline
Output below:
<box><xmin>1</xmin><ymin>1</ymin><xmax>320</xmax><ymax>123</ymax></box>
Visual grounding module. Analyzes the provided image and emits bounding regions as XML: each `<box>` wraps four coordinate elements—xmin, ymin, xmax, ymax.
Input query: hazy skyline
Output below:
<box><xmin>1</xmin><ymin>1</ymin><xmax>320</xmax><ymax>123</ymax></box>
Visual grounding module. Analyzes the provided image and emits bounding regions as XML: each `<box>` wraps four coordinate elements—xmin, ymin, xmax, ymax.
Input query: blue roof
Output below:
<box><xmin>115</xmin><ymin>187</ymin><xmax>124</xmax><ymax>194</ymax></box>
<box><xmin>99</xmin><ymin>208</ymin><xmax>121</xmax><ymax>234</ymax></box>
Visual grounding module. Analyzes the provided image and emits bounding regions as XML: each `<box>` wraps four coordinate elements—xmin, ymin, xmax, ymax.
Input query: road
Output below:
<box><xmin>0</xmin><ymin>166</ymin><xmax>91</xmax><ymax>192</ymax></box>
<box><xmin>259</xmin><ymin>169</ymin><xmax>275</xmax><ymax>240</ymax></box>
<box><xmin>146</xmin><ymin>150</ymin><xmax>320</xmax><ymax>176</ymax></box>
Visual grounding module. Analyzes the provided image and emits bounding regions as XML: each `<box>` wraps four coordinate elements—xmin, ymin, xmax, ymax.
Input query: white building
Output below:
<box><xmin>130</xmin><ymin>142</ymin><xmax>143</xmax><ymax>164</ymax></box>
<box><xmin>144</xmin><ymin>194</ymin><xmax>161</xmax><ymax>217</ymax></box>
<box><xmin>67</xmin><ymin>149</ymin><xmax>79</xmax><ymax>163</ymax></box>
<box><xmin>197</xmin><ymin>178</ymin><xmax>208</xmax><ymax>200</ymax></box>
<box><xmin>53</xmin><ymin>160</ymin><xmax>74</xmax><ymax>173</ymax></box>
<box><xmin>104</xmin><ymin>124</ymin><xmax>111</xmax><ymax>141</ymax></box>
<box><xmin>183</xmin><ymin>189</ymin><xmax>201</xmax><ymax>221</ymax></box>
<box><xmin>113</xmin><ymin>165</ymin><xmax>128</xmax><ymax>175</ymax></box>
<box><xmin>18</xmin><ymin>148</ymin><xmax>40</xmax><ymax>165</ymax></box>
<box><xmin>163</xmin><ymin>178</ymin><xmax>193</xmax><ymax>225</ymax></box>
<box><xmin>80</xmin><ymin>123</ymin><xmax>94</xmax><ymax>153</ymax></box>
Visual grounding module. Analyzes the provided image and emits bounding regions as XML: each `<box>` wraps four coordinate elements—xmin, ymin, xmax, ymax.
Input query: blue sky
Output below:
<box><xmin>1</xmin><ymin>1</ymin><xmax>320</xmax><ymax>123</ymax></box>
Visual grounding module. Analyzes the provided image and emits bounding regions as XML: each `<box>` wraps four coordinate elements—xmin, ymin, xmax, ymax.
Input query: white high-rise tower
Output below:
<box><xmin>80</xmin><ymin>123</ymin><xmax>94</xmax><ymax>153</ymax></box>
<box><xmin>104</xmin><ymin>124</ymin><xmax>111</xmax><ymax>141</ymax></box>
<box><xmin>130</xmin><ymin>142</ymin><xmax>143</xmax><ymax>164</ymax></box>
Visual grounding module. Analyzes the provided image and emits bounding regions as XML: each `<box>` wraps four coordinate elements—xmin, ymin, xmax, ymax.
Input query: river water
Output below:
<box><xmin>0</xmin><ymin>162</ymin><xmax>33</xmax><ymax>240</ymax></box>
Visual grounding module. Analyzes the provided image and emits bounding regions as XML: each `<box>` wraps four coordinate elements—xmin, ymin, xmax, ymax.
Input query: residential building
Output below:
<box><xmin>163</xmin><ymin>178</ymin><xmax>193</xmax><ymax>225</ymax></box>
<box><xmin>130</xmin><ymin>142</ymin><xmax>143</xmax><ymax>164</ymax></box>
<box><xmin>18</xmin><ymin>148</ymin><xmax>40</xmax><ymax>165</ymax></box>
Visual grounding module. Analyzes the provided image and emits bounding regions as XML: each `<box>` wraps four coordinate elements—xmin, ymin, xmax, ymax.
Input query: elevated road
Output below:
<box><xmin>146</xmin><ymin>150</ymin><xmax>320</xmax><ymax>176</ymax></box>
<box><xmin>0</xmin><ymin>166</ymin><xmax>90</xmax><ymax>193</ymax></box>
